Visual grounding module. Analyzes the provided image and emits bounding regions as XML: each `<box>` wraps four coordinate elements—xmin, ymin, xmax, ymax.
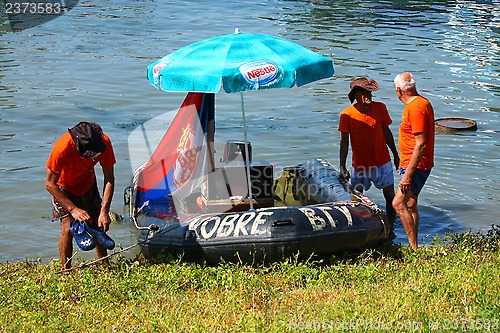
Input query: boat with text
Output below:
<box><xmin>127</xmin><ymin>94</ymin><xmax>390</xmax><ymax>264</ymax></box>
<box><xmin>127</xmin><ymin>31</ymin><xmax>390</xmax><ymax>264</ymax></box>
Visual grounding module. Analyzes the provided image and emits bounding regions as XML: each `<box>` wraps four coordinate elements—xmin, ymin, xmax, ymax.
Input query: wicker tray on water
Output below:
<box><xmin>434</xmin><ymin>117</ymin><xmax>477</xmax><ymax>134</ymax></box>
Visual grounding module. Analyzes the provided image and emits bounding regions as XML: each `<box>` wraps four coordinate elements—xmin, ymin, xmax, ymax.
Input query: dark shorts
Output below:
<box><xmin>51</xmin><ymin>181</ymin><xmax>102</xmax><ymax>224</ymax></box>
<box><xmin>398</xmin><ymin>168</ymin><xmax>431</xmax><ymax>196</ymax></box>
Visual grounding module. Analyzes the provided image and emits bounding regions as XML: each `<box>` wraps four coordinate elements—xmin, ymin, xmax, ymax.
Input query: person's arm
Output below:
<box><xmin>398</xmin><ymin>132</ymin><xmax>427</xmax><ymax>194</ymax></box>
<box><xmin>98</xmin><ymin>166</ymin><xmax>115</xmax><ymax>231</ymax></box>
<box><xmin>383</xmin><ymin>125</ymin><xmax>400</xmax><ymax>169</ymax></box>
<box><xmin>45</xmin><ymin>168</ymin><xmax>91</xmax><ymax>222</ymax></box>
<box><xmin>339</xmin><ymin>131</ymin><xmax>350</xmax><ymax>179</ymax></box>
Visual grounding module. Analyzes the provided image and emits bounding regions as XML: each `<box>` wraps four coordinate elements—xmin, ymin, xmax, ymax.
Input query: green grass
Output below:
<box><xmin>1</xmin><ymin>227</ymin><xmax>499</xmax><ymax>333</ymax></box>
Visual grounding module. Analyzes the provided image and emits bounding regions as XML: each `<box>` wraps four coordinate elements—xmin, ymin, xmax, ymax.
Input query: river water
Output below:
<box><xmin>0</xmin><ymin>0</ymin><xmax>498</xmax><ymax>263</ymax></box>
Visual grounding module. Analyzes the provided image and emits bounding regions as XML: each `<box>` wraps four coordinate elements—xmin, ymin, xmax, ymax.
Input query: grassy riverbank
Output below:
<box><xmin>1</xmin><ymin>228</ymin><xmax>499</xmax><ymax>333</ymax></box>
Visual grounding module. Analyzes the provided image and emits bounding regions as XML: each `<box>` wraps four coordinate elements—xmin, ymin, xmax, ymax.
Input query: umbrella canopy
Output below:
<box><xmin>145</xmin><ymin>30</ymin><xmax>334</xmax><ymax>211</ymax></box>
<box><xmin>147</xmin><ymin>29</ymin><xmax>334</xmax><ymax>93</ymax></box>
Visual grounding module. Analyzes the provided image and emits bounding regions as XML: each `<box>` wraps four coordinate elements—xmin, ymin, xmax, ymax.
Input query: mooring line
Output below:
<box><xmin>56</xmin><ymin>241</ymin><xmax>146</xmax><ymax>274</ymax></box>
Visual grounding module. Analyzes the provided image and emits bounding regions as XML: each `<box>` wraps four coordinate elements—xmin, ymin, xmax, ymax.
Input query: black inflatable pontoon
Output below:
<box><xmin>131</xmin><ymin>159</ymin><xmax>390</xmax><ymax>264</ymax></box>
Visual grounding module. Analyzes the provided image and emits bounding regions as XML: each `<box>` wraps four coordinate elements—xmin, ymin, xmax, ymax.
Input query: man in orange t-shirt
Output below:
<box><xmin>392</xmin><ymin>72</ymin><xmax>435</xmax><ymax>251</ymax></box>
<box><xmin>339</xmin><ymin>78</ymin><xmax>399</xmax><ymax>226</ymax></box>
<box><xmin>46</xmin><ymin>122</ymin><xmax>116</xmax><ymax>269</ymax></box>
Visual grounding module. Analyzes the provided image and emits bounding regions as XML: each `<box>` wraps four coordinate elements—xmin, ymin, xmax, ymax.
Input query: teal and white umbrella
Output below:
<box><xmin>146</xmin><ymin>29</ymin><xmax>334</xmax><ymax>209</ymax></box>
<box><xmin>147</xmin><ymin>28</ymin><xmax>334</xmax><ymax>93</ymax></box>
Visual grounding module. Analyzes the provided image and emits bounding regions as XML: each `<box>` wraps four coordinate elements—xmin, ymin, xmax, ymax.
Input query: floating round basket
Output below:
<box><xmin>434</xmin><ymin>117</ymin><xmax>477</xmax><ymax>134</ymax></box>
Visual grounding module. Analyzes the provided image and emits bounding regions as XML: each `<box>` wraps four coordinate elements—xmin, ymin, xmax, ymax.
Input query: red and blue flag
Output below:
<box><xmin>134</xmin><ymin>93</ymin><xmax>215</xmax><ymax>215</ymax></box>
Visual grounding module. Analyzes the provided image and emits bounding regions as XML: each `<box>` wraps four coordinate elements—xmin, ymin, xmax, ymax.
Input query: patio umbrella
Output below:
<box><xmin>147</xmin><ymin>28</ymin><xmax>333</xmax><ymax>93</ymax></box>
<box><xmin>146</xmin><ymin>28</ymin><xmax>334</xmax><ymax>209</ymax></box>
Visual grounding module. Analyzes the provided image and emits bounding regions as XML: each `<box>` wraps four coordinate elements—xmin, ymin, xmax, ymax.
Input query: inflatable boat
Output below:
<box><xmin>129</xmin><ymin>158</ymin><xmax>391</xmax><ymax>264</ymax></box>
<box><xmin>126</xmin><ymin>93</ymin><xmax>390</xmax><ymax>264</ymax></box>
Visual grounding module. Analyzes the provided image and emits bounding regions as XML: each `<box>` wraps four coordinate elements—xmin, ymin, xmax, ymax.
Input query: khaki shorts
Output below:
<box><xmin>51</xmin><ymin>181</ymin><xmax>102</xmax><ymax>224</ymax></box>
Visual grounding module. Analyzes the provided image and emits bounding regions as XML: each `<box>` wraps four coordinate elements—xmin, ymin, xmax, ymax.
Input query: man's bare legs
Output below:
<box><xmin>59</xmin><ymin>216</ymin><xmax>73</xmax><ymax>269</ymax></box>
<box><xmin>382</xmin><ymin>185</ymin><xmax>396</xmax><ymax>223</ymax></box>
<box><xmin>393</xmin><ymin>189</ymin><xmax>419</xmax><ymax>251</ymax></box>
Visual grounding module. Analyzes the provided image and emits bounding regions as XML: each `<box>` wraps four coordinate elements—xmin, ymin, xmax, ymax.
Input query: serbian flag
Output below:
<box><xmin>134</xmin><ymin>93</ymin><xmax>215</xmax><ymax>213</ymax></box>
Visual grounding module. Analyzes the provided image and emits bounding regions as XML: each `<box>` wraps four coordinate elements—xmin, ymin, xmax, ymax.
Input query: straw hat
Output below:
<box><xmin>348</xmin><ymin>78</ymin><xmax>379</xmax><ymax>103</ymax></box>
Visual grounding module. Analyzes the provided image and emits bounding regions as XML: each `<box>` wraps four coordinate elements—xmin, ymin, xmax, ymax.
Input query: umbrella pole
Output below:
<box><xmin>240</xmin><ymin>91</ymin><xmax>254</xmax><ymax>210</ymax></box>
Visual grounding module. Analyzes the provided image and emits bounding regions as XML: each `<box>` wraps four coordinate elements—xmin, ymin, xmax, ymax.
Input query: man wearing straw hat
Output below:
<box><xmin>339</xmin><ymin>78</ymin><xmax>399</xmax><ymax>231</ymax></box>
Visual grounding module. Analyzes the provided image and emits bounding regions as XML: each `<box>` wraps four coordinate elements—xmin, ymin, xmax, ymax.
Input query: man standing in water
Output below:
<box><xmin>46</xmin><ymin>122</ymin><xmax>116</xmax><ymax>269</ymax></box>
<box><xmin>339</xmin><ymin>78</ymin><xmax>399</xmax><ymax>230</ymax></box>
<box><xmin>393</xmin><ymin>73</ymin><xmax>435</xmax><ymax>251</ymax></box>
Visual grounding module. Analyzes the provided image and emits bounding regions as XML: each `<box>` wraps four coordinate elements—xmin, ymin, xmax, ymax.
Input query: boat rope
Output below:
<box><xmin>56</xmin><ymin>214</ymin><xmax>187</xmax><ymax>274</ymax></box>
<box><xmin>56</xmin><ymin>227</ymin><xmax>157</xmax><ymax>274</ymax></box>
<box><xmin>56</xmin><ymin>204</ymin><xmax>165</xmax><ymax>274</ymax></box>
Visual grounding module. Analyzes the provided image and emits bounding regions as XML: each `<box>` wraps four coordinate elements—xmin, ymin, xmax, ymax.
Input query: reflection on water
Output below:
<box><xmin>0</xmin><ymin>0</ymin><xmax>498</xmax><ymax>262</ymax></box>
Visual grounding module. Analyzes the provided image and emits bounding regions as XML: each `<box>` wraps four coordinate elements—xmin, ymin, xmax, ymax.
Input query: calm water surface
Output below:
<box><xmin>0</xmin><ymin>0</ymin><xmax>498</xmax><ymax>262</ymax></box>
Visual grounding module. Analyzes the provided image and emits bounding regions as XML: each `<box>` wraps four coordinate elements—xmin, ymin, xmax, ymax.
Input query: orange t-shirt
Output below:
<box><xmin>46</xmin><ymin>132</ymin><xmax>116</xmax><ymax>196</ymax></box>
<box><xmin>338</xmin><ymin>101</ymin><xmax>393</xmax><ymax>169</ymax></box>
<box><xmin>398</xmin><ymin>96</ymin><xmax>435</xmax><ymax>170</ymax></box>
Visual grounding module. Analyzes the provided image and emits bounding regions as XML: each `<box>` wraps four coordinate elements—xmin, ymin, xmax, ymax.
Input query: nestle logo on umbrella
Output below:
<box><xmin>153</xmin><ymin>63</ymin><xmax>167</xmax><ymax>79</ymax></box>
<box><xmin>239</xmin><ymin>61</ymin><xmax>279</xmax><ymax>86</ymax></box>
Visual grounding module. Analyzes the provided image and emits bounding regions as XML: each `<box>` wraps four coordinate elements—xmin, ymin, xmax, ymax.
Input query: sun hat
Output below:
<box><xmin>348</xmin><ymin>78</ymin><xmax>379</xmax><ymax>103</ymax></box>
<box><xmin>68</xmin><ymin>122</ymin><xmax>106</xmax><ymax>159</ymax></box>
